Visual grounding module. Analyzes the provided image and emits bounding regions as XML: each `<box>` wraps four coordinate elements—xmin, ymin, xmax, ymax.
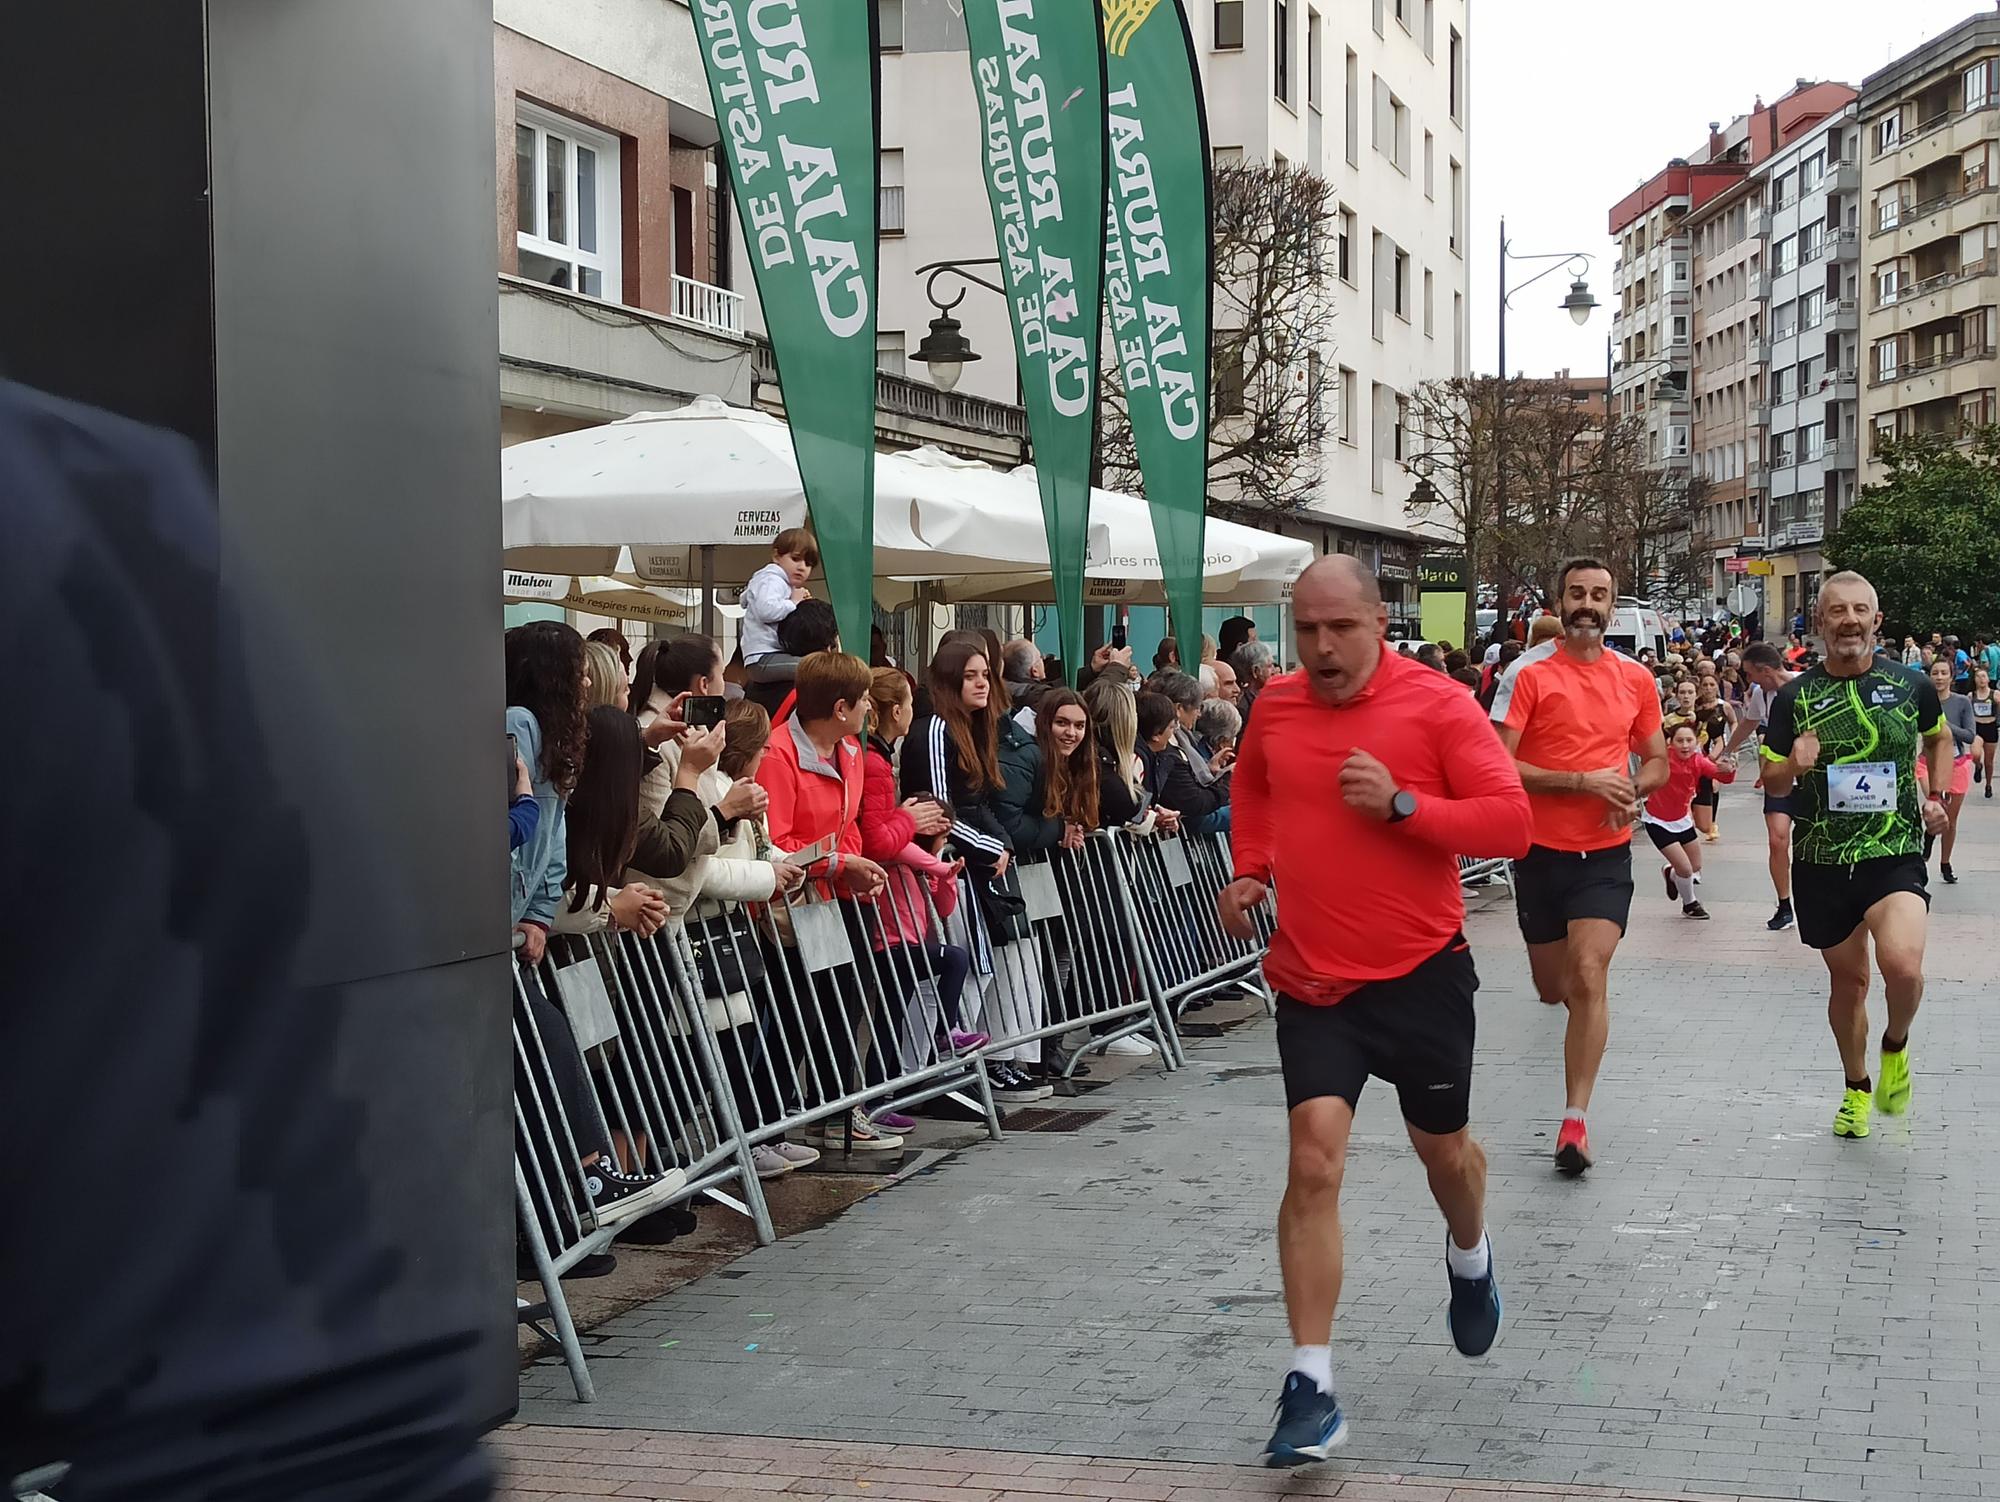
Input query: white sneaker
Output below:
<box><xmin>1104</xmin><ymin>1035</ymin><xmax>1157</xmax><ymax>1056</ymax></box>
<box><xmin>769</xmin><ymin>1140</ymin><xmax>821</xmax><ymax>1169</ymax></box>
<box><xmin>808</xmin><ymin>1107</ymin><xmax>904</xmax><ymax>1153</ymax></box>
<box><xmin>751</xmin><ymin>1143</ymin><xmax>797</xmax><ymax>1179</ymax></box>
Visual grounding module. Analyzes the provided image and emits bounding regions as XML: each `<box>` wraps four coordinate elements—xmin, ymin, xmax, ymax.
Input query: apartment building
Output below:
<box><xmin>879</xmin><ymin>0</ymin><xmax>1471</xmax><ymax>618</ymax></box>
<box><xmin>1609</xmin><ymin>82</ymin><xmax>1855</xmax><ymax>617</ymax></box>
<box><xmin>1687</xmin><ymin>177</ymin><xmax>1765</xmax><ymax>573</ymax></box>
<box><xmin>1859</xmin><ymin>12</ymin><xmax>2000</xmax><ymax>486</ymax></box>
<box><xmin>494</xmin><ymin>0</ymin><xmax>753</xmax><ymax>447</ymax></box>
<box><xmin>1760</xmin><ymin>103</ymin><xmax>1863</xmax><ymax>628</ymax></box>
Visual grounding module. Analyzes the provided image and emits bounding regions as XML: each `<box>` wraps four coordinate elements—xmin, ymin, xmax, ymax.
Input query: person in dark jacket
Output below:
<box><xmin>745</xmin><ymin>598</ymin><xmax>840</xmax><ymax>720</ymax></box>
<box><xmin>994</xmin><ymin>704</ymin><xmax>1066</xmax><ymax>856</ymax></box>
<box><xmin>903</xmin><ymin>639</ymin><xmax>1054</xmax><ymax>1089</ymax></box>
<box><xmin>1085</xmin><ymin>677</ymin><xmax>1170</xmax><ymax>831</ymax></box>
<box><xmin>1138</xmin><ymin>690</ymin><xmax>1228</xmax><ymax>833</ymax></box>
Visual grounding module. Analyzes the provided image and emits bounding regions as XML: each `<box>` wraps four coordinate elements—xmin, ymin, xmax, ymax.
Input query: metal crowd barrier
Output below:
<box><xmin>1109</xmin><ymin>827</ymin><xmax>1276</xmax><ymax>1051</ymax></box>
<box><xmin>1457</xmin><ymin>854</ymin><xmax>1515</xmax><ymax>893</ymax></box>
<box><xmin>947</xmin><ymin>831</ymin><xmax>1180</xmax><ymax>1078</ymax></box>
<box><xmin>514</xmin><ymin>928</ymin><xmax>770</xmax><ymax>1401</ymax></box>
<box><xmin>515</xmin><ymin>825</ymin><xmax>1274</xmax><ymax>1405</ymax></box>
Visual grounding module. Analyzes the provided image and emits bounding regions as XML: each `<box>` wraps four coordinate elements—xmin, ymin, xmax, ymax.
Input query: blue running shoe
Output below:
<box><xmin>1446</xmin><ymin>1235</ymin><xmax>1503</xmax><ymax>1357</ymax></box>
<box><xmin>1262</xmin><ymin>1372</ymin><xmax>1348</xmax><ymax>1467</ymax></box>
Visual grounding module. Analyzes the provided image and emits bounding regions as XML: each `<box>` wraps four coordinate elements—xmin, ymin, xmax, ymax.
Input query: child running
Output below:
<box><xmin>1643</xmin><ymin>720</ymin><xmax>1737</xmax><ymax>920</ymax></box>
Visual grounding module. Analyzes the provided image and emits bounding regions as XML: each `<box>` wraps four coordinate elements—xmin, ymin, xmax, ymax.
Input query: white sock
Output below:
<box><xmin>1674</xmin><ymin>873</ymin><xmax>1695</xmax><ymax>904</ymax></box>
<box><xmin>1446</xmin><ymin>1229</ymin><xmax>1491</xmax><ymax>1280</ymax></box>
<box><xmin>1289</xmin><ymin>1344</ymin><xmax>1333</xmax><ymax>1392</ymax></box>
<box><xmin>1563</xmin><ymin>1107</ymin><xmax>1586</xmax><ymax>1124</ymax></box>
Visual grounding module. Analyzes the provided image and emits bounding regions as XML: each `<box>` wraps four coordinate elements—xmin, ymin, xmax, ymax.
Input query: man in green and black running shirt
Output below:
<box><xmin>1760</xmin><ymin>572</ymin><xmax>1953</xmax><ymax>1142</ymax></box>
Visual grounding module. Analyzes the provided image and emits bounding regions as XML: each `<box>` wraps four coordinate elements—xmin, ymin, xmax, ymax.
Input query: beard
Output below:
<box><xmin>1563</xmin><ymin>608</ymin><xmax>1606</xmax><ymax>632</ymax></box>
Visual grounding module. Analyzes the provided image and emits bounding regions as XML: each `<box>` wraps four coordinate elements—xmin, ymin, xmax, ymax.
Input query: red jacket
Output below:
<box><xmin>1233</xmin><ymin>647</ymin><xmax>1533</xmax><ymax>1001</ymax></box>
<box><xmin>756</xmin><ymin>717</ymin><xmax>865</xmax><ymax>891</ymax></box>
<box><xmin>859</xmin><ymin>736</ymin><xmax>917</xmax><ymax>861</ymax></box>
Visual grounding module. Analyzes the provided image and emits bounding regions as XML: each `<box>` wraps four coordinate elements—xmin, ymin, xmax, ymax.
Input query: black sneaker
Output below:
<box><xmin>1445</xmin><ymin>1236</ymin><xmax>1503</xmax><ymax>1357</ymax></box>
<box><xmin>1682</xmin><ymin>901</ymin><xmax>1711</xmax><ymax>920</ymax></box>
<box><xmin>1662</xmin><ymin>866</ymin><xmax>1677</xmax><ymax>901</ymax></box>
<box><xmin>1767</xmin><ymin>903</ymin><xmax>1795</xmax><ymax>932</ymax></box>
<box><xmin>584</xmin><ymin>1161</ymin><xmax>679</xmax><ymax>1228</ymax></box>
<box><xmin>1942</xmin><ymin>863</ymin><xmax>1958</xmax><ymax>885</ymax></box>
<box><xmin>517</xmin><ymin>1249</ymin><xmax>616</xmax><ymax>1281</ymax></box>
<box><xmin>1262</xmin><ymin>1372</ymin><xmax>1348</xmax><ymax>1467</ymax></box>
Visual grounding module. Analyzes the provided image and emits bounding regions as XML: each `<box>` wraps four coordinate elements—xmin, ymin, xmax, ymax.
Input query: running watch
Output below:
<box><xmin>1387</xmin><ymin>789</ymin><xmax>1418</xmax><ymax>823</ymax></box>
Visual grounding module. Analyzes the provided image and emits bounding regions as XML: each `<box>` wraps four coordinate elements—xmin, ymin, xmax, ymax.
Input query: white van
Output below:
<box><xmin>1605</xmin><ymin>597</ymin><xmax>1670</xmax><ymax>659</ymax></box>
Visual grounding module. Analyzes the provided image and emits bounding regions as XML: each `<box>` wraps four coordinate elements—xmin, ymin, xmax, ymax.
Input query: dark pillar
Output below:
<box><xmin>4</xmin><ymin>0</ymin><xmax>514</xmax><ymax>1478</ymax></box>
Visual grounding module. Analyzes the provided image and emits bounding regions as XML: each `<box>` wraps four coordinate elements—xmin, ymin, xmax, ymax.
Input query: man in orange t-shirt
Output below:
<box><xmin>1498</xmin><ymin>558</ymin><xmax>1668</xmax><ymax>1175</ymax></box>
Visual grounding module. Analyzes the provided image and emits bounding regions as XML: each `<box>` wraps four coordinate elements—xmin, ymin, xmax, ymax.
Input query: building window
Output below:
<box><xmin>1306</xmin><ymin>350</ymin><xmax>1326</xmax><ymax>437</ymax></box>
<box><xmin>1393</xmin><ymin>248</ymin><xmax>1411</xmax><ymax>320</ymax></box>
<box><xmin>1394</xmin><ymin>392</ymin><xmax>1409</xmax><ymax>461</ymax></box>
<box><xmin>1968</xmin><ymin>60</ymin><xmax>1993</xmax><ymax>112</ymax></box>
<box><xmin>1373</xmin><ymin>79</ymin><xmax>1410</xmax><ymax>172</ymax></box>
<box><xmin>1372</xmin><ymin>0</ymin><xmax>1384</xmax><ymax>37</ymax></box>
<box><xmin>1772</xmin><ymin>365</ymin><xmax>1795</xmax><ymax>403</ymax></box>
<box><xmin>1773</xmin><ymin>234</ymin><xmax>1797</xmax><ymax>276</ymax></box>
<box><xmin>1671</xmin><ymin>314</ymin><xmax>1689</xmax><ymax>344</ymax></box>
<box><xmin>1371</xmin><ymin>231</ymin><xmax>1386</xmax><ymax>339</ymax></box>
<box><xmin>1338</xmin><ymin>365</ymin><xmax>1358</xmax><ymax>444</ymax></box>
<box><xmin>1214</xmin><ymin>342</ymin><xmax>1247</xmax><ymax>417</ymax></box>
<box><xmin>1274</xmin><ymin>0</ymin><xmax>1291</xmax><ymax>104</ymax></box>
<box><xmin>1774</xmin><ymin>170</ymin><xmax>1797</xmax><ymax>210</ymax></box>
<box><xmin>1799</xmin><ymin>421</ymin><xmax>1824</xmax><ymax>462</ymax></box>
<box><xmin>1875</xmin><ymin>113</ymin><xmax>1901</xmax><ymax>155</ymax></box>
<box><xmin>1213</xmin><ymin>0</ymin><xmax>1245</xmax><ymax>48</ymax></box>
<box><xmin>1449</xmin><ymin>160</ymin><xmax>1463</xmax><ymax>254</ymax></box>
<box><xmin>1877</xmin><ymin>265</ymin><xmax>1902</xmax><ymax>305</ymax></box>
<box><xmin>1801</xmin><ymin>152</ymin><xmax>1825</xmax><ymax>194</ymax></box>
<box><xmin>877</xmin><ymin>0</ymin><xmax>903</xmax><ymax>51</ymax></box>
<box><xmin>1876</xmin><ymin>190</ymin><xmax>1901</xmax><ymax>233</ymax></box>
<box><xmin>1344</xmin><ymin>50</ymin><xmax>1360</xmax><ymax>167</ymax></box>
<box><xmin>1959</xmin><ymin>389</ymin><xmax>1996</xmax><ymax>430</ymax></box>
<box><xmin>1306</xmin><ymin>9</ymin><xmax>1322</xmax><ymax>110</ymax></box>
<box><xmin>1423</xmin><ymin>0</ymin><xmax>1435</xmax><ymax>57</ymax></box>
<box><xmin>1875</xmin><ymin>337</ymin><xmax>1899</xmax><ymax>382</ymax></box>
<box><xmin>876</xmin><ymin>332</ymin><xmax>904</xmax><ymax>373</ymax></box>
<box><xmin>1424</xmin><ymin>131</ymin><xmax>1434</xmax><ymax>198</ymax></box>
<box><xmin>1772</xmin><ymin>430</ymin><xmax>1797</xmax><ymax>468</ymax></box>
<box><xmin>1337</xmin><ymin>206</ymin><xmax>1356</xmax><ymax>283</ymax></box>
<box><xmin>1449</xmin><ymin>28</ymin><xmax>1464</xmax><ymax>122</ymax></box>
<box><xmin>1800</xmin><ymin>288</ymin><xmax>1825</xmax><ymax>329</ymax></box>
<box><xmin>1213</xmin><ymin>145</ymin><xmax>1244</xmax><ymax>167</ymax></box>
<box><xmin>1424</xmin><ymin>267</ymin><xmax>1434</xmax><ymax>336</ymax></box>
<box><xmin>1800</xmin><ymin>221</ymin><xmax>1825</xmax><ymax>262</ymax></box>
<box><xmin>515</xmin><ymin>103</ymin><xmax>622</xmax><ymax>300</ymax></box>
<box><xmin>879</xmin><ymin>148</ymin><xmax>905</xmax><ymax>234</ymax></box>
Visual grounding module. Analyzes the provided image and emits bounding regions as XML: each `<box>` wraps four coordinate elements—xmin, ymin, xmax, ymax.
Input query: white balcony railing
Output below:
<box><xmin>672</xmin><ymin>274</ymin><xmax>746</xmax><ymax>336</ymax></box>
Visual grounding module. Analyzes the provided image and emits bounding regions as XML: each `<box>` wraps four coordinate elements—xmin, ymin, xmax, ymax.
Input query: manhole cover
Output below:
<box><xmin>1003</xmin><ymin>1106</ymin><xmax>1113</xmax><ymax>1134</ymax></box>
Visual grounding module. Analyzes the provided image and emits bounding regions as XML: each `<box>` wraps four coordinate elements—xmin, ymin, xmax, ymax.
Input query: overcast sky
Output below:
<box><xmin>1471</xmin><ymin>0</ymin><xmax>1988</xmax><ymax>379</ymax></box>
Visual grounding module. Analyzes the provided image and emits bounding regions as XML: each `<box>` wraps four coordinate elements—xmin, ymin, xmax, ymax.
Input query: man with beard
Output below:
<box><xmin>1496</xmin><ymin>559</ymin><xmax>1669</xmax><ymax>1174</ymax></box>
<box><xmin>1756</xmin><ymin>572</ymin><xmax>1951</xmax><ymax>1140</ymax></box>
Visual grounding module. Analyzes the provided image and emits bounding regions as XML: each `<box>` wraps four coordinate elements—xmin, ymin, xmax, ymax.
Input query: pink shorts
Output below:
<box><xmin>1917</xmin><ymin>755</ymin><xmax>1974</xmax><ymax>798</ymax></box>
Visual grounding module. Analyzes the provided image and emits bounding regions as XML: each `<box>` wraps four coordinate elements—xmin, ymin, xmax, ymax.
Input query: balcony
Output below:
<box><xmin>1830</xmin><ymin>227</ymin><xmax>1860</xmax><ymax>262</ymax></box>
<box><xmin>1874</xmin><ymin>342</ymin><xmax>1998</xmax><ymax>387</ymax></box>
<box><xmin>1751</xmin><ymin>338</ymin><xmax>1771</xmax><ymax>365</ymax></box>
<box><xmin>1751</xmin><ymin>404</ymin><xmax>1771</xmax><ymax>428</ymax></box>
<box><xmin>1830</xmin><ymin>161</ymin><xmax>1861</xmax><ymax>196</ymax></box>
<box><xmin>1824</xmin><ymin>439</ymin><xmax>1859</xmax><ymax>470</ymax></box>
<box><xmin>1881</xmin><ymin>251</ymin><xmax>2000</xmax><ymax>308</ymax></box>
<box><xmin>1820</xmin><ymin>367</ymin><xmax>1860</xmax><ymax>402</ymax></box>
<box><xmin>672</xmin><ymin>274</ymin><xmax>747</xmax><ymax>337</ymax></box>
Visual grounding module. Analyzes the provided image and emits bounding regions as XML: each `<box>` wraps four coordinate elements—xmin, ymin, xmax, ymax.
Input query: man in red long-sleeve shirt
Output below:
<box><xmin>1219</xmin><ymin>557</ymin><xmax>1532</xmax><ymax>1467</ymax></box>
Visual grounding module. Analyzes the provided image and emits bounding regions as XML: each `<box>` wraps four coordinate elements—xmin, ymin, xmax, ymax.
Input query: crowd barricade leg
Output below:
<box><xmin>1457</xmin><ymin>853</ymin><xmax>1515</xmax><ymax>895</ymax></box>
<box><xmin>1110</xmin><ymin>828</ymin><xmax>1274</xmax><ymax>1040</ymax></box>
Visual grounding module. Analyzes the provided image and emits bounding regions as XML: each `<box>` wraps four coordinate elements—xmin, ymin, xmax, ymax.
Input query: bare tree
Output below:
<box><xmin>1099</xmin><ymin>160</ymin><xmax>1338</xmax><ymax>520</ymax></box>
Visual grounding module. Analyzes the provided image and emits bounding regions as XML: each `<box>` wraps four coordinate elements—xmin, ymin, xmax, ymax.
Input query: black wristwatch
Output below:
<box><xmin>1387</xmin><ymin>789</ymin><xmax>1418</xmax><ymax>824</ymax></box>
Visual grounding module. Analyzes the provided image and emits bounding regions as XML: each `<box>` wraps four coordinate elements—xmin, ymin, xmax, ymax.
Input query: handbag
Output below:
<box><xmin>685</xmin><ymin>920</ymin><xmax>767</xmax><ymax>1000</ymax></box>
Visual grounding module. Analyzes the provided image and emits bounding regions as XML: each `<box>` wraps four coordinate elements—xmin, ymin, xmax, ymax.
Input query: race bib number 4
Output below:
<box><xmin>1827</xmin><ymin>760</ymin><xmax>1896</xmax><ymax>814</ymax></box>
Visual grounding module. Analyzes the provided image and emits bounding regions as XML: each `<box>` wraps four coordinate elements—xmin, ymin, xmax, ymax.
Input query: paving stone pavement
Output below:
<box><xmin>511</xmin><ymin>781</ymin><xmax>2000</xmax><ymax>1502</ymax></box>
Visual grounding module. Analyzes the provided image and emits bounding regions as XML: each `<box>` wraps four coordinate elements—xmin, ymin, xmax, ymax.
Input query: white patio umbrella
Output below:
<box><xmin>922</xmin><ymin>467</ymin><xmax>1314</xmax><ymax>605</ymax></box>
<box><xmin>502</xmin><ymin>396</ymin><xmax>1087</xmax><ymax>586</ymax></box>
<box><xmin>501</xmin><ymin>568</ymin><xmax>698</xmax><ymax>626</ymax></box>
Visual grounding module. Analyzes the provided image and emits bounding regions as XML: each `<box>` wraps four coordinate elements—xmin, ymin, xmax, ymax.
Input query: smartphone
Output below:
<box><xmin>683</xmin><ymin>695</ymin><xmax>727</xmax><ymax>729</ymax></box>
<box><xmin>1111</xmin><ymin>624</ymin><xmax>1128</xmax><ymax>650</ymax></box>
<box><xmin>507</xmin><ymin>733</ymin><xmax>520</xmax><ymax>789</ymax></box>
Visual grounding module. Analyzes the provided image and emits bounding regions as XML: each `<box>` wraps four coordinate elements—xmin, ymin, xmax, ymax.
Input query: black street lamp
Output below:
<box><xmin>911</xmin><ymin>258</ymin><xmax>1004</xmax><ymax>392</ymax></box>
<box><xmin>1496</xmin><ymin>219</ymin><xmax>1598</xmax><ymax>616</ymax></box>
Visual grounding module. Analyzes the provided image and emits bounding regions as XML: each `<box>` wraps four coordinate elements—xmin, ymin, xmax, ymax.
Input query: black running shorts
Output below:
<box><xmin>1764</xmin><ymin>789</ymin><xmax>1800</xmax><ymax>818</ymax></box>
<box><xmin>1792</xmin><ymin>854</ymin><xmax>1930</xmax><ymax>950</ymax></box>
<box><xmin>1512</xmin><ymin>843</ymin><xmax>1635</xmax><ymax>945</ymax></box>
<box><xmin>1275</xmin><ymin>936</ymin><xmax>1478</xmax><ymax>1136</ymax></box>
<box><xmin>1644</xmin><ymin>821</ymin><xmax>1699</xmax><ymax>851</ymax></box>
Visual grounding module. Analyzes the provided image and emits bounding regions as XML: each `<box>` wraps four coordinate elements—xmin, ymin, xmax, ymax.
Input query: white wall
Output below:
<box><xmin>495</xmin><ymin>0</ymin><xmax>711</xmax><ymax>116</ymax></box>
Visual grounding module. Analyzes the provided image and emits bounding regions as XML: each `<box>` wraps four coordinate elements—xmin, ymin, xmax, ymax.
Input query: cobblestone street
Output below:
<box><xmin>504</xmin><ymin>782</ymin><xmax>2000</xmax><ymax>1502</ymax></box>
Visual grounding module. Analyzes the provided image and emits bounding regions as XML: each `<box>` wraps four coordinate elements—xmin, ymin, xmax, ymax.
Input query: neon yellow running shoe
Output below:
<box><xmin>1877</xmin><ymin>1050</ymin><xmax>1913</xmax><ymax>1116</ymax></box>
<box><xmin>1833</xmin><ymin>1088</ymin><xmax>1872</xmax><ymax>1140</ymax></box>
